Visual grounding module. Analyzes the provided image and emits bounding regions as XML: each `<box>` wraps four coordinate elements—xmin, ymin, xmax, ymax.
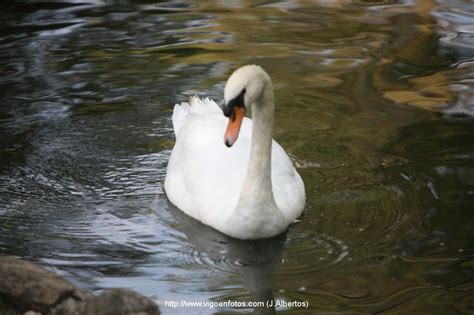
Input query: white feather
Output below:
<box><xmin>165</xmin><ymin>65</ymin><xmax>305</xmax><ymax>239</ymax></box>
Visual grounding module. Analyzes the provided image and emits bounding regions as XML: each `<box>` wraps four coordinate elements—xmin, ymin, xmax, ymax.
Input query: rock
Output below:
<box><xmin>0</xmin><ymin>256</ymin><xmax>160</xmax><ymax>315</ymax></box>
<box><xmin>0</xmin><ymin>256</ymin><xmax>88</xmax><ymax>314</ymax></box>
<box><xmin>51</xmin><ymin>289</ymin><xmax>160</xmax><ymax>315</ymax></box>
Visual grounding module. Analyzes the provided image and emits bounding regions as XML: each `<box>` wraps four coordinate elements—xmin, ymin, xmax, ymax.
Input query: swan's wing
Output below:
<box><xmin>165</xmin><ymin>114</ymin><xmax>252</xmax><ymax>229</ymax></box>
<box><xmin>172</xmin><ymin>96</ymin><xmax>222</xmax><ymax>136</ymax></box>
<box><xmin>271</xmin><ymin>142</ymin><xmax>306</xmax><ymax>220</ymax></box>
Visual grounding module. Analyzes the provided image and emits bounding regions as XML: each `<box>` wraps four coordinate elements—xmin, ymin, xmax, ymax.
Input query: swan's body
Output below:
<box><xmin>165</xmin><ymin>65</ymin><xmax>305</xmax><ymax>239</ymax></box>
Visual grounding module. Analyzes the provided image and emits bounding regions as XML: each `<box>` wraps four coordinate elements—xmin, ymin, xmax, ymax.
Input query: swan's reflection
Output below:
<box><xmin>167</xmin><ymin>202</ymin><xmax>288</xmax><ymax>314</ymax></box>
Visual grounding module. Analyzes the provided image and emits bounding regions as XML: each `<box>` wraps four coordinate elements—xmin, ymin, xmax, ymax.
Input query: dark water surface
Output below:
<box><xmin>1</xmin><ymin>0</ymin><xmax>473</xmax><ymax>313</ymax></box>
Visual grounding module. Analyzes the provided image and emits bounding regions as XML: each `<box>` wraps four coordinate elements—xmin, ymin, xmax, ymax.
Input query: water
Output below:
<box><xmin>0</xmin><ymin>0</ymin><xmax>473</xmax><ymax>313</ymax></box>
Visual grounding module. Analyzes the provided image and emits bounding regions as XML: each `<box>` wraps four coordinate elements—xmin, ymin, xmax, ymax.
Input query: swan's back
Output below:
<box><xmin>172</xmin><ymin>96</ymin><xmax>222</xmax><ymax>136</ymax></box>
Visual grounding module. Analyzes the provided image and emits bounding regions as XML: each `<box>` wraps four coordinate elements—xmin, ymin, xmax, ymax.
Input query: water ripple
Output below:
<box><xmin>0</xmin><ymin>1</ymin><xmax>472</xmax><ymax>313</ymax></box>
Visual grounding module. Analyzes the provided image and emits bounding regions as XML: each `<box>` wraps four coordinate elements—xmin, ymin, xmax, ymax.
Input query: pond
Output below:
<box><xmin>0</xmin><ymin>0</ymin><xmax>473</xmax><ymax>313</ymax></box>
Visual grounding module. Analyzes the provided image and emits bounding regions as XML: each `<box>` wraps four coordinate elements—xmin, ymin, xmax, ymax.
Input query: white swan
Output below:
<box><xmin>164</xmin><ymin>65</ymin><xmax>305</xmax><ymax>239</ymax></box>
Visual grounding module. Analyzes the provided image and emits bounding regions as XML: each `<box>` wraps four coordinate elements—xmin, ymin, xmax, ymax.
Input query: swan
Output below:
<box><xmin>164</xmin><ymin>65</ymin><xmax>305</xmax><ymax>239</ymax></box>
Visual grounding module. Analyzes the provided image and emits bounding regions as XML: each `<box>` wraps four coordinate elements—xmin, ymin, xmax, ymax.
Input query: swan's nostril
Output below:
<box><xmin>223</xmin><ymin>103</ymin><xmax>232</xmax><ymax>117</ymax></box>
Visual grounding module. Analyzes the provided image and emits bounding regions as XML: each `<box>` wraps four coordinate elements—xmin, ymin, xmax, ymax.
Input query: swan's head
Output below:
<box><xmin>222</xmin><ymin>65</ymin><xmax>272</xmax><ymax>147</ymax></box>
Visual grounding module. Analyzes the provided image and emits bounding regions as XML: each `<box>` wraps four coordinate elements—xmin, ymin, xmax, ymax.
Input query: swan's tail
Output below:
<box><xmin>172</xmin><ymin>96</ymin><xmax>221</xmax><ymax>136</ymax></box>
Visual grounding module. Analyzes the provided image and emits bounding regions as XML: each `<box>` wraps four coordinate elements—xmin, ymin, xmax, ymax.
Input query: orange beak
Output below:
<box><xmin>224</xmin><ymin>106</ymin><xmax>246</xmax><ymax>147</ymax></box>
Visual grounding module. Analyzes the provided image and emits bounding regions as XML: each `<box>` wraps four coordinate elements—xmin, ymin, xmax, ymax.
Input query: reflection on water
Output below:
<box><xmin>0</xmin><ymin>0</ymin><xmax>473</xmax><ymax>313</ymax></box>
<box><xmin>167</xmin><ymin>203</ymin><xmax>285</xmax><ymax>314</ymax></box>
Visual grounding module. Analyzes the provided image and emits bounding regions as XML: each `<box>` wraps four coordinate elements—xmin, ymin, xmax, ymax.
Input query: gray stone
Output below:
<box><xmin>0</xmin><ymin>256</ymin><xmax>160</xmax><ymax>315</ymax></box>
<box><xmin>51</xmin><ymin>289</ymin><xmax>160</xmax><ymax>315</ymax></box>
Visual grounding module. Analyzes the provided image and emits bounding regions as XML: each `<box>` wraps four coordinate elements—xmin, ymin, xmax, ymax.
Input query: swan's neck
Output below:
<box><xmin>237</xmin><ymin>87</ymin><xmax>277</xmax><ymax>209</ymax></box>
